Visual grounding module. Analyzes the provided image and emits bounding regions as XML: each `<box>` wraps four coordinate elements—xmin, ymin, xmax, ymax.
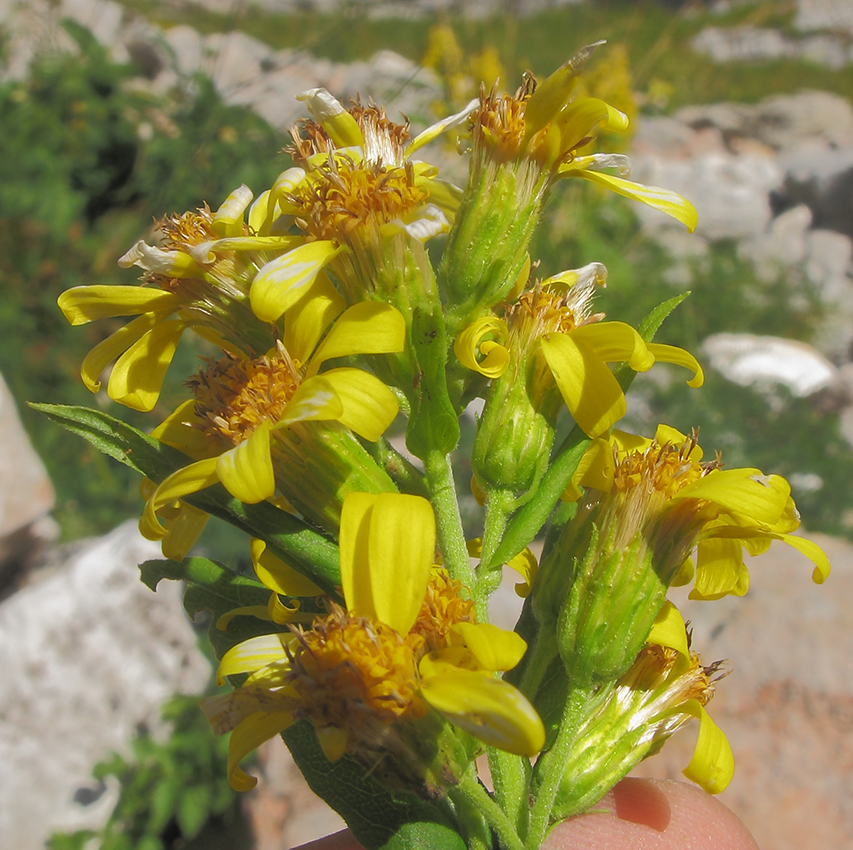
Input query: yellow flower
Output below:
<box><xmin>469</xmin><ymin>45</ymin><xmax>697</xmax><ymax>231</ymax></box>
<box><xmin>566</xmin><ymin>425</ymin><xmax>831</xmax><ymax>598</ymax></box>
<box><xmin>248</xmin><ymin>89</ymin><xmax>473</xmax><ymax>318</ymax></box>
<box><xmin>58</xmin><ymin>187</ymin><xmax>296</xmax><ymax>411</ymax></box>
<box><xmin>456</xmin><ymin>274</ymin><xmax>703</xmax><ymax>439</ymax></box>
<box><xmin>139</xmin><ymin>297</ymin><xmax>405</xmax><ymax>542</ymax></box>
<box><xmin>641</xmin><ymin>602</ymin><xmax>734</xmax><ymax>794</ymax></box>
<box><xmin>201</xmin><ymin>492</ymin><xmax>545</xmax><ymax>792</ymax></box>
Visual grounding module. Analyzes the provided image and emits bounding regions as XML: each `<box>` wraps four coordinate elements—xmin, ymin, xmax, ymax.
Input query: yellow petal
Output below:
<box><xmin>570</xmin><ymin>322</ymin><xmax>655</xmax><ymax>372</ymax></box>
<box><xmin>217</xmin><ymin>633</ymin><xmax>293</xmax><ymax>682</ymax></box>
<box><xmin>540</xmin><ymin>332</ymin><xmax>627</xmax><ymax>438</ymax></box>
<box><xmin>161</xmin><ymin>503</ymin><xmax>209</xmax><ymax>561</ymax></box>
<box><xmin>453</xmin><ymin>317</ymin><xmax>510</xmax><ymax>379</ymax></box>
<box><xmin>671</xmin><ymin>557</ymin><xmax>695</xmax><ymax>587</ymax></box>
<box><xmin>647</xmin><ymin>343</ymin><xmax>704</xmax><ymax>388</ymax></box>
<box><xmin>217</xmin><ymin>605</ymin><xmax>274</xmax><ymax>630</ymax></box>
<box><xmin>250</xmin><ymin>538</ymin><xmax>322</xmax><ymax>597</ymax></box>
<box><xmin>507</xmin><ymin>547</ymin><xmax>539</xmax><ymax>597</ymax></box>
<box><xmin>107</xmin><ymin>320</ymin><xmax>185</xmax><ymax>412</ymax></box>
<box><xmin>139</xmin><ymin>458</ymin><xmax>219</xmax><ymax>541</ymax></box>
<box><xmin>451</xmin><ymin>622</ymin><xmax>527</xmax><ymax>671</ymax></box>
<box><xmin>227</xmin><ymin>711</ymin><xmax>294</xmax><ymax>791</ymax></box>
<box><xmin>283</xmin><ymin>270</ymin><xmax>346</xmax><ymax>364</ymax></box>
<box><xmin>150</xmin><ymin>400</ymin><xmax>215</xmax><ymax>461</ymax></box>
<box><xmin>80</xmin><ymin>312</ymin><xmax>160</xmax><ymax>393</ymax></box>
<box><xmin>267</xmin><ymin>167</ymin><xmax>307</xmax><ymax>223</ymax></box>
<box><xmin>556</xmin><ymin>96</ymin><xmax>628</xmax><ymax>150</ymax></box>
<box><xmin>646</xmin><ymin>600</ymin><xmax>689</xmax><ymax>658</ymax></box>
<box><xmin>674</xmin><ymin>468</ymin><xmax>790</xmax><ymax>526</ymax></box>
<box><xmin>58</xmin><ymin>286</ymin><xmax>180</xmax><ymax>325</ymax></box>
<box><xmin>276</xmin><ymin>374</ymin><xmax>344</xmax><ymax>426</ymax></box>
<box><xmin>306</xmin><ymin>302</ymin><xmax>406</xmax><ymax>378</ymax></box>
<box><xmin>250</xmin><ymin>241</ymin><xmax>339</xmax><ymax>324</ymax></box>
<box><xmin>318</xmin><ymin>368</ymin><xmax>399</xmax><ymax>441</ymax></box>
<box><xmin>571</xmin><ymin>169</ymin><xmax>698</xmax><ymax>233</ymax></box>
<box><xmin>681</xmin><ymin>701</ymin><xmax>735</xmax><ymax>794</ymax></box>
<box><xmin>189</xmin><ymin>234</ymin><xmax>303</xmax><ymax>265</ymax></box>
<box><xmin>522</xmin><ymin>43</ymin><xmax>603</xmax><ymax>137</ymax></box>
<box><xmin>212</xmin><ymin>184</ymin><xmax>253</xmax><ymax>237</ymax></box>
<box><xmin>298</xmin><ymin>88</ymin><xmax>364</xmax><ymax>148</ymax></box>
<box><xmin>407</xmin><ymin>98</ymin><xmax>479</xmax><ymax>155</ymax></box>
<box><xmin>216</xmin><ymin>422</ymin><xmax>275</xmax><ymax>504</ymax></box>
<box><xmin>690</xmin><ymin>538</ymin><xmax>750</xmax><ymax>601</ymax></box>
<box><xmin>420</xmin><ymin>670</ymin><xmax>545</xmax><ymax>756</ymax></box>
<box><xmin>566</xmin><ymin>436</ymin><xmax>615</xmax><ymax>500</ymax></box>
<box><xmin>339</xmin><ymin>492</ymin><xmax>435</xmax><ymax>635</ymax></box>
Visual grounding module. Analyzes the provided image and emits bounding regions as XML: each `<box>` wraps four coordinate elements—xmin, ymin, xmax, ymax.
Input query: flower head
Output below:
<box><xmin>566</xmin><ymin>425</ymin><xmax>831</xmax><ymax>598</ymax></box>
<box><xmin>201</xmin><ymin>492</ymin><xmax>545</xmax><ymax>792</ymax></box>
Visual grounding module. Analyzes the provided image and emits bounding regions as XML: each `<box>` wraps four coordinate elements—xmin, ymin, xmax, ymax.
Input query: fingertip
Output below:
<box><xmin>542</xmin><ymin>778</ymin><xmax>759</xmax><ymax>850</ymax></box>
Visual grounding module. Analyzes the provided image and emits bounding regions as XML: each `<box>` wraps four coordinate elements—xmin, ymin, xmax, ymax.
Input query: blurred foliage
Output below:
<box><xmin>46</xmin><ymin>694</ymin><xmax>251</xmax><ymax>850</ymax></box>
<box><xmin>0</xmin><ymin>22</ymin><xmax>287</xmax><ymax>540</ymax></box>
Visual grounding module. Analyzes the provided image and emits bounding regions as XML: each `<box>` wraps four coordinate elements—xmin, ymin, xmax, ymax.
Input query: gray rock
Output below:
<box><xmin>0</xmin><ymin>373</ymin><xmax>56</xmax><ymax>593</ymax></box>
<box><xmin>740</xmin><ymin>203</ymin><xmax>813</xmax><ymax>278</ymax></box>
<box><xmin>0</xmin><ymin>522</ymin><xmax>210</xmax><ymax>849</ymax></box>
<box><xmin>633</xmin><ymin>532</ymin><xmax>853</xmax><ymax>850</ymax></box>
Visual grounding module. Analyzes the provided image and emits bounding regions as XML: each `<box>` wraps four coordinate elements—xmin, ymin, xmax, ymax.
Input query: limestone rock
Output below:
<box><xmin>0</xmin><ymin>522</ymin><xmax>211</xmax><ymax>849</ymax></box>
<box><xmin>633</xmin><ymin>533</ymin><xmax>853</xmax><ymax>850</ymax></box>
<box><xmin>702</xmin><ymin>333</ymin><xmax>838</xmax><ymax>396</ymax></box>
<box><xmin>795</xmin><ymin>0</ymin><xmax>853</xmax><ymax>34</ymax></box>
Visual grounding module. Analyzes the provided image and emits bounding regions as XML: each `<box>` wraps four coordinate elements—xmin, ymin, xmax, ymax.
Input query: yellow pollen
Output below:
<box><xmin>474</xmin><ymin>79</ymin><xmax>533</xmax><ymax>161</ymax></box>
<box><xmin>613</xmin><ymin>434</ymin><xmax>719</xmax><ymax>499</ymax></box>
<box><xmin>290</xmin><ymin>156</ymin><xmax>428</xmax><ymax>242</ymax></box>
<box><xmin>160</xmin><ymin>205</ymin><xmax>217</xmax><ymax>248</ymax></box>
<box><xmin>188</xmin><ymin>347</ymin><xmax>302</xmax><ymax>446</ymax></box>
<box><xmin>507</xmin><ymin>283</ymin><xmax>602</xmax><ymax>342</ymax></box>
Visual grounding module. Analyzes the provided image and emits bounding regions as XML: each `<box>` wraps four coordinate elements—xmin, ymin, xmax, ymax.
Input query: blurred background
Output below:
<box><xmin>0</xmin><ymin>0</ymin><xmax>851</xmax><ymax>848</ymax></box>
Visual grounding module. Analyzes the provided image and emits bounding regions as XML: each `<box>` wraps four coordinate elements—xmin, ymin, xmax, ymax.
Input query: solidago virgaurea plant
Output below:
<box><xmin>38</xmin><ymin>43</ymin><xmax>830</xmax><ymax>850</ymax></box>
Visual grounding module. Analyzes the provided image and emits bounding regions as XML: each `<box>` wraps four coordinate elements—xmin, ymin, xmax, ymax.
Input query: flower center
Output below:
<box><xmin>474</xmin><ymin>81</ymin><xmax>532</xmax><ymax>160</ymax></box>
<box><xmin>289</xmin><ymin>156</ymin><xmax>428</xmax><ymax>242</ymax></box>
<box><xmin>507</xmin><ymin>282</ymin><xmax>602</xmax><ymax>343</ymax></box>
<box><xmin>188</xmin><ymin>345</ymin><xmax>302</xmax><ymax>446</ymax></box>
<box><xmin>160</xmin><ymin>206</ymin><xmax>218</xmax><ymax>249</ymax></box>
<box><xmin>286</xmin><ymin>569</ymin><xmax>476</xmax><ymax>732</ymax></box>
<box><xmin>613</xmin><ymin>434</ymin><xmax>716</xmax><ymax>500</ymax></box>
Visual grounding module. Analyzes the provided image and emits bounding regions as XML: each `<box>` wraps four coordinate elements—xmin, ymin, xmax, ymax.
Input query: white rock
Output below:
<box><xmin>702</xmin><ymin>333</ymin><xmax>837</xmax><ymax>396</ymax></box>
<box><xmin>0</xmin><ymin>522</ymin><xmax>211</xmax><ymax>849</ymax></box>
<box><xmin>162</xmin><ymin>24</ymin><xmax>205</xmax><ymax>78</ymax></box>
<box><xmin>741</xmin><ymin>203</ymin><xmax>813</xmax><ymax>276</ymax></box>
<box><xmin>59</xmin><ymin>0</ymin><xmax>124</xmax><ymax>48</ymax></box>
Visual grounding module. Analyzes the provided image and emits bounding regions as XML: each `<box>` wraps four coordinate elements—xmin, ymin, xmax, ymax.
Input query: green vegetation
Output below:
<box><xmin>47</xmin><ymin>694</ymin><xmax>250</xmax><ymax>850</ymax></box>
<box><xmin>0</xmin><ymin>23</ymin><xmax>288</xmax><ymax>540</ymax></box>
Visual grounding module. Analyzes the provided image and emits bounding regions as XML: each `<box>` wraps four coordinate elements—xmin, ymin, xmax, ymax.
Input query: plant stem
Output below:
<box><xmin>423</xmin><ymin>450</ymin><xmax>483</xmax><ymax>612</ymax></box>
<box><xmin>525</xmin><ymin>684</ymin><xmax>608</xmax><ymax>850</ymax></box>
<box><xmin>488</xmin><ymin>748</ymin><xmax>529</xmax><ymax>838</ymax></box>
<box><xmin>453</xmin><ymin>769</ymin><xmax>526</xmax><ymax>850</ymax></box>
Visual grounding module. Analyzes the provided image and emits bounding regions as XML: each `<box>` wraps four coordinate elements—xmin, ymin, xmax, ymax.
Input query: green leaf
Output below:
<box><xmin>140</xmin><ymin>557</ymin><xmax>278</xmax><ymax>659</ymax></box>
<box><xmin>30</xmin><ymin>403</ymin><xmax>341</xmax><ymax>592</ymax></box>
<box><xmin>282</xmin><ymin>721</ymin><xmax>465</xmax><ymax>850</ymax></box>
<box><xmin>177</xmin><ymin>784</ymin><xmax>213</xmax><ymax>840</ymax></box>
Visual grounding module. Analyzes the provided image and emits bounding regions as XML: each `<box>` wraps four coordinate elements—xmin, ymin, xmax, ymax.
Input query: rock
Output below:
<box><xmin>795</xmin><ymin>0</ymin><xmax>853</xmax><ymax>34</ymax></box>
<box><xmin>0</xmin><ymin>521</ymin><xmax>211</xmax><ymax>849</ymax></box>
<box><xmin>632</xmin><ymin>532</ymin><xmax>853</xmax><ymax>850</ymax></box>
<box><xmin>740</xmin><ymin>203</ymin><xmax>812</xmax><ymax>278</ymax></box>
<box><xmin>702</xmin><ymin>333</ymin><xmax>838</xmax><ymax>396</ymax></box>
<box><xmin>692</xmin><ymin>25</ymin><xmax>853</xmax><ymax>69</ymax></box>
<box><xmin>0</xmin><ymin>373</ymin><xmax>56</xmax><ymax>594</ymax></box>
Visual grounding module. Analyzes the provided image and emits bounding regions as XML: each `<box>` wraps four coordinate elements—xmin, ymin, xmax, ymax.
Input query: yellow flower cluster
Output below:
<box><xmin>53</xmin><ymin>45</ymin><xmax>830</xmax><ymax>850</ymax></box>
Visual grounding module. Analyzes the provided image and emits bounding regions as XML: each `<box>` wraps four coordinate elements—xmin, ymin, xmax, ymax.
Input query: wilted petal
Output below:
<box><xmin>250</xmin><ymin>538</ymin><xmax>323</xmax><ymax>597</ymax></box>
<box><xmin>454</xmin><ymin>317</ymin><xmax>510</xmax><ymax>379</ymax></box>
<box><xmin>139</xmin><ymin>458</ymin><xmax>219</xmax><ymax>541</ymax></box>
<box><xmin>227</xmin><ymin>711</ymin><xmax>295</xmax><ymax>791</ymax></box>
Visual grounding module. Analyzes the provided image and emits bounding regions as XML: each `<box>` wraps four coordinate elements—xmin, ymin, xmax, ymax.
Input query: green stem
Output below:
<box><xmin>453</xmin><ymin>769</ymin><xmax>526</xmax><ymax>850</ymax></box>
<box><xmin>517</xmin><ymin>629</ymin><xmax>558</xmax><ymax>700</ymax></box>
<box><xmin>480</xmin><ymin>489</ymin><xmax>513</xmax><ymax>569</ymax></box>
<box><xmin>423</xmin><ymin>450</ymin><xmax>482</xmax><ymax>611</ymax></box>
<box><xmin>448</xmin><ymin>778</ymin><xmax>492</xmax><ymax>850</ymax></box>
<box><xmin>488</xmin><ymin>748</ymin><xmax>529</xmax><ymax>838</ymax></box>
<box><xmin>367</xmin><ymin>436</ymin><xmax>429</xmax><ymax>498</ymax></box>
<box><xmin>484</xmin><ymin>428</ymin><xmax>590</xmax><ymax>573</ymax></box>
<box><xmin>526</xmin><ymin>684</ymin><xmax>607</xmax><ymax>850</ymax></box>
